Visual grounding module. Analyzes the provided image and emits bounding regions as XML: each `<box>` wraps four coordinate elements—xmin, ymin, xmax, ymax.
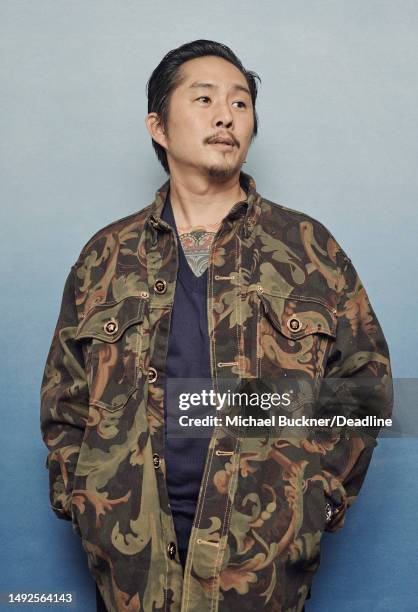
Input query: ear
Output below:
<box><xmin>145</xmin><ymin>112</ymin><xmax>168</xmax><ymax>148</ymax></box>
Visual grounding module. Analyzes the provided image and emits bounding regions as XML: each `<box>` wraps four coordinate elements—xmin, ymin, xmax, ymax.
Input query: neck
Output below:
<box><xmin>168</xmin><ymin>168</ymin><xmax>247</xmax><ymax>230</ymax></box>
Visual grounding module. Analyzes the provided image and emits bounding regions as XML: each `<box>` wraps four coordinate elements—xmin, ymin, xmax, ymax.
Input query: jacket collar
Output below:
<box><xmin>146</xmin><ymin>171</ymin><xmax>262</xmax><ymax>239</ymax></box>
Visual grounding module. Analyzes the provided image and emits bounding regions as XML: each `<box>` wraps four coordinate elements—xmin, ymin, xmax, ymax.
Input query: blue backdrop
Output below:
<box><xmin>1</xmin><ymin>1</ymin><xmax>417</xmax><ymax>611</ymax></box>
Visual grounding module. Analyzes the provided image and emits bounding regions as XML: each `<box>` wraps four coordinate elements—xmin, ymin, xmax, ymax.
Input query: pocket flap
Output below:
<box><xmin>259</xmin><ymin>292</ymin><xmax>337</xmax><ymax>340</ymax></box>
<box><xmin>75</xmin><ymin>295</ymin><xmax>146</xmax><ymax>342</ymax></box>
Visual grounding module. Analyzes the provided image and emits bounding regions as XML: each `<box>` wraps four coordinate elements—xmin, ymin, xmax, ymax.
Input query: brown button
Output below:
<box><xmin>287</xmin><ymin>316</ymin><xmax>302</xmax><ymax>332</ymax></box>
<box><xmin>167</xmin><ymin>542</ymin><xmax>176</xmax><ymax>559</ymax></box>
<box><xmin>104</xmin><ymin>318</ymin><xmax>118</xmax><ymax>335</ymax></box>
<box><xmin>153</xmin><ymin>453</ymin><xmax>160</xmax><ymax>469</ymax></box>
<box><xmin>148</xmin><ymin>367</ymin><xmax>157</xmax><ymax>383</ymax></box>
<box><xmin>154</xmin><ymin>279</ymin><xmax>167</xmax><ymax>294</ymax></box>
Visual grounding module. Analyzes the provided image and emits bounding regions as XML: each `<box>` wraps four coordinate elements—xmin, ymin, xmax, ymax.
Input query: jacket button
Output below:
<box><xmin>287</xmin><ymin>316</ymin><xmax>301</xmax><ymax>332</ymax></box>
<box><xmin>324</xmin><ymin>501</ymin><xmax>333</xmax><ymax>524</ymax></box>
<box><xmin>167</xmin><ymin>542</ymin><xmax>176</xmax><ymax>559</ymax></box>
<box><xmin>148</xmin><ymin>367</ymin><xmax>158</xmax><ymax>383</ymax></box>
<box><xmin>104</xmin><ymin>318</ymin><xmax>118</xmax><ymax>335</ymax></box>
<box><xmin>154</xmin><ymin>279</ymin><xmax>167</xmax><ymax>294</ymax></box>
<box><xmin>153</xmin><ymin>453</ymin><xmax>160</xmax><ymax>468</ymax></box>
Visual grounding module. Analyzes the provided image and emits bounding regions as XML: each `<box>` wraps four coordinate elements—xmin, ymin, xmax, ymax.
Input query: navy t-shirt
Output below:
<box><xmin>161</xmin><ymin>191</ymin><xmax>212</xmax><ymax>569</ymax></box>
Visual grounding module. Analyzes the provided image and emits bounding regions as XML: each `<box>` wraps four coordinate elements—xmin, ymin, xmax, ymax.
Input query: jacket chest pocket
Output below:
<box><xmin>74</xmin><ymin>295</ymin><xmax>147</xmax><ymax>412</ymax></box>
<box><xmin>257</xmin><ymin>290</ymin><xmax>337</xmax><ymax>381</ymax></box>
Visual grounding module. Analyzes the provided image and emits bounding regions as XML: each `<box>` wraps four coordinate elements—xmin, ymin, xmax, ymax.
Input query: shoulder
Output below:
<box><xmin>260</xmin><ymin>196</ymin><xmax>339</xmax><ymax>243</ymax></box>
<box><xmin>258</xmin><ymin>196</ymin><xmax>352</xmax><ymax>268</ymax></box>
<box><xmin>73</xmin><ymin>203</ymin><xmax>154</xmax><ymax>266</ymax></box>
<box><xmin>69</xmin><ymin>203</ymin><xmax>155</xmax><ymax>315</ymax></box>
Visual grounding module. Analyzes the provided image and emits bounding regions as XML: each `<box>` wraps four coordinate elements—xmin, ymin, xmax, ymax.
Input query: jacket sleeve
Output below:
<box><xmin>40</xmin><ymin>264</ymin><xmax>89</xmax><ymax>522</ymax></box>
<box><xmin>317</xmin><ymin>253</ymin><xmax>393</xmax><ymax>532</ymax></box>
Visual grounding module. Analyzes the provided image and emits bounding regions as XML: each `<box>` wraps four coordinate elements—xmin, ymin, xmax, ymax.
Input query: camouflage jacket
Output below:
<box><xmin>40</xmin><ymin>172</ymin><xmax>393</xmax><ymax>612</ymax></box>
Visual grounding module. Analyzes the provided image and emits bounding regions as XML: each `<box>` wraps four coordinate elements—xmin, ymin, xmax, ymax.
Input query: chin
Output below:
<box><xmin>206</xmin><ymin>160</ymin><xmax>241</xmax><ymax>181</ymax></box>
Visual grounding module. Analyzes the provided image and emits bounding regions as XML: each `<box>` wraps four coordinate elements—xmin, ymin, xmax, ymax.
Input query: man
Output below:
<box><xmin>40</xmin><ymin>40</ymin><xmax>393</xmax><ymax>612</ymax></box>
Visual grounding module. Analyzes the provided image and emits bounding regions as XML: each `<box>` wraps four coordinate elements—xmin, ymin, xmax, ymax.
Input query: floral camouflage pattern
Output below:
<box><xmin>40</xmin><ymin>172</ymin><xmax>393</xmax><ymax>611</ymax></box>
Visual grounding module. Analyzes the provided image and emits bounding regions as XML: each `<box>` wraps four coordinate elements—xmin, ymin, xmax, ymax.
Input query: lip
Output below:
<box><xmin>209</xmin><ymin>141</ymin><xmax>235</xmax><ymax>149</ymax></box>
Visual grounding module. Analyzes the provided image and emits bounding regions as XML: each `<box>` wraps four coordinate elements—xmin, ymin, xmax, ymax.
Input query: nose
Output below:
<box><xmin>213</xmin><ymin>100</ymin><xmax>233</xmax><ymax>129</ymax></box>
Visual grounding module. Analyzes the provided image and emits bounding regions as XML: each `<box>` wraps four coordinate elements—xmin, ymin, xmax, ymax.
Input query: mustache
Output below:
<box><xmin>206</xmin><ymin>135</ymin><xmax>240</xmax><ymax>147</ymax></box>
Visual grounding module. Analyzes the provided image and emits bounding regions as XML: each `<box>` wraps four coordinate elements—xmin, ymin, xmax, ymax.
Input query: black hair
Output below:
<box><xmin>146</xmin><ymin>39</ymin><xmax>261</xmax><ymax>174</ymax></box>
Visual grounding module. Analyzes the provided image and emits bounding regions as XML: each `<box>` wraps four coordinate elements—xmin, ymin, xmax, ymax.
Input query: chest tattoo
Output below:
<box><xmin>177</xmin><ymin>221</ymin><xmax>221</xmax><ymax>277</ymax></box>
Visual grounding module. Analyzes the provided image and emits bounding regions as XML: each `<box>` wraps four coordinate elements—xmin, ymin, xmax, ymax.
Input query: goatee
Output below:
<box><xmin>206</xmin><ymin>161</ymin><xmax>242</xmax><ymax>182</ymax></box>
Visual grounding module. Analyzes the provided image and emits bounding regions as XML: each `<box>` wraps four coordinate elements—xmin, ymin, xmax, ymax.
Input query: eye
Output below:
<box><xmin>196</xmin><ymin>96</ymin><xmax>211</xmax><ymax>103</ymax></box>
<box><xmin>233</xmin><ymin>101</ymin><xmax>247</xmax><ymax>108</ymax></box>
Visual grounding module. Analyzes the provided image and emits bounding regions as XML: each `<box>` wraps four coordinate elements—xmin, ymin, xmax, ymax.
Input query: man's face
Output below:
<box><xmin>153</xmin><ymin>56</ymin><xmax>255</xmax><ymax>180</ymax></box>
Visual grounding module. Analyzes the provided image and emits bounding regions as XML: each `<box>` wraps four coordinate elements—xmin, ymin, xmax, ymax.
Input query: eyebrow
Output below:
<box><xmin>188</xmin><ymin>81</ymin><xmax>251</xmax><ymax>97</ymax></box>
